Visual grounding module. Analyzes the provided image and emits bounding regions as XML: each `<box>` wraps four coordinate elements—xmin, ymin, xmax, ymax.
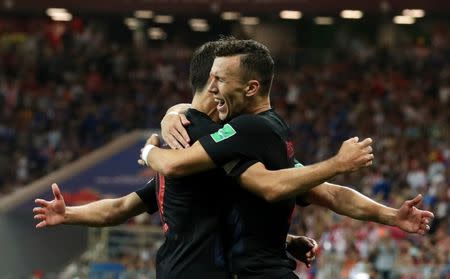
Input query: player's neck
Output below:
<box><xmin>248</xmin><ymin>98</ymin><xmax>271</xmax><ymax>115</ymax></box>
<box><xmin>192</xmin><ymin>92</ymin><xmax>220</xmax><ymax>122</ymax></box>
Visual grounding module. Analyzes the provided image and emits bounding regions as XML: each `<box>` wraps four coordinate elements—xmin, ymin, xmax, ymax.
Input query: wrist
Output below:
<box><xmin>384</xmin><ymin>208</ymin><xmax>399</xmax><ymax>226</ymax></box>
<box><xmin>328</xmin><ymin>156</ymin><xmax>344</xmax><ymax>174</ymax></box>
<box><xmin>62</xmin><ymin>207</ymin><xmax>71</xmax><ymax>224</ymax></box>
<box><xmin>141</xmin><ymin>144</ymin><xmax>156</xmax><ymax>166</ymax></box>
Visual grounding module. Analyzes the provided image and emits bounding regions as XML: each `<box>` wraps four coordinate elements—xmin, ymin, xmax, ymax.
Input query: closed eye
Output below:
<box><xmin>213</xmin><ymin>74</ymin><xmax>225</xmax><ymax>83</ymax></box>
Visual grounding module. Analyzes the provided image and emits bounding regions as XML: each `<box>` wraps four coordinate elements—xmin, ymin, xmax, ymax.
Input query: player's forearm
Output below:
<box><xmin>240</xmin><ymin>158</ymin><xmax>341</xmax><ymax>202</ymax></box>
<box><xmin>63</xmin><ymin>199</ymin><xmax>132</xmax><ymax>227</ymax></box>
<box><xmin>147</xmin><ymin>142</ymin><xmax>216</xmax><ymax>177</ymax></box>
<box><xmin>317</xmin><ymin>183</ymin><xmax>398</xmax><ymax>226</ymax></box>
<box><xmin>166</xmin><ymin>103</ymin><xmax>191</xmax><ymax>114</ymax></box>
<box><xmin>146</xmin><ymin>148</ymin><xmax>183</xmax><ymax>176</ymax></box>
<box><xmin>274</xmin><ymin>158</ymin><xmax>342</xmax><ymax>200</ymax></box>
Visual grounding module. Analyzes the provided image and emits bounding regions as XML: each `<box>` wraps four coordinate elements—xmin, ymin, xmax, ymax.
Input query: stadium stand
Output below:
<box><xmin>0</xmin><ymin>11</ymin><xmax>448</xmax><ymax>279</ymax></box>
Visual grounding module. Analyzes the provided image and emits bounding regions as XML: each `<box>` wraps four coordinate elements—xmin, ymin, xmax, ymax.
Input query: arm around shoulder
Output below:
<box><xmin>146</xmin><ymin>141</ymin><xmax>216</xmax><ymax>177</ymax></box>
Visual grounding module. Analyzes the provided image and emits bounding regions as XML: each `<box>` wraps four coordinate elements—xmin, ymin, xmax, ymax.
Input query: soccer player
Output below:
<box><xmin>33</xmin><ymin>40</ymin><xmax>319</xmax><ymax>279</ymax></box>
<box><xmin>140</xmin><ymin>39</ymin><xmax>433</xmax><ymax>279</ymax></box>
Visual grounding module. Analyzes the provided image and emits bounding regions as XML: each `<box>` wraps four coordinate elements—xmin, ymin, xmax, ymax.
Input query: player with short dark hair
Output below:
<box><xmin>140</xmin><ymin>38</ymin><xmax>433</xmax><ymax>279</ymax></box>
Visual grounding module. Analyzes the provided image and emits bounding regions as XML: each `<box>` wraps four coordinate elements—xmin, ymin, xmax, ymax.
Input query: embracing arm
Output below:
<box><xmin>304</xmin><ymin>182</ymin><xmax>396</xmax><ymax>223</ymax></box>
<box><xmin>238</xmin><ymin>159</ymin><xmax>341</xmax><ymax>202</ymax></box>
<box><xmin>303</xmin><ymin>182</ymin><xmax>434</xmax><ymax>235</ymax></box>
<box><xmin>34</xmin><ymin>183</ymin><xmax>148</xmax><ymax>228</ymax></box>
<box><xmin>144</xmin><ymin>139</ymin><xmax>216</xmax><ymax>177</ymax></box>
<box><xmin>238</xmin><ymin>137</ymin><xmax>374</xmax><ymax>202</ymax></box>
<box><xmin>64</xmin><ymin>193</ymin><xmax>147</xmax><ymax>227</ymax></box>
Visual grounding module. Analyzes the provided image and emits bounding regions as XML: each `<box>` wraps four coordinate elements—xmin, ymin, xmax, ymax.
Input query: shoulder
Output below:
<box><xmin>228</xmin><ymin>114</ymin><xmax>269</xmax><ymax>129</ymax></box>
<box><xmin>212</xmin><ymin>114</ymin><xmax>274</xmax><ymax>141</ymax></box>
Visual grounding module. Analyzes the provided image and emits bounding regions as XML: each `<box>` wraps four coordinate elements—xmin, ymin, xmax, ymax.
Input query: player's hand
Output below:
<box><xmin>161</xmin><ymin>112</ymin><xmax>191</xmax><ymax>149</ymax></box>
<box><xmin>146</xmin><ymin>133</ymin><xmax>161</xmax><ymax>147</ymax></box>
<box><xmin>395</xmin><ymin>194</ymin><xmax>434</xmax><ymax>235</ymax></box>
<box><xmin>138</xmin><ymin>134</ymin><xmax>161</xmax><ymax>166</ymax></box>
<box><xmin>334</xmin><ymin>137</ymin><xmax>374</xmax><ymax>173</ymax></box>
<box><xmin>286</xmin><ymin>235</ymin><xmax>318</xmax><ymax>268</ymax></box>
<box><xmin>33</xmin><ymin>183</ymin><xmax>66</xmax><ymax>228</ymax></box>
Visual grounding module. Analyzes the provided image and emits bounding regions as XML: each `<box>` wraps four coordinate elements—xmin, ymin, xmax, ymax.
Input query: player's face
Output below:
<box><xmin>207</xmin><ymin>55</ymin><xmax>249</xmax><ymax>121</ymax></box>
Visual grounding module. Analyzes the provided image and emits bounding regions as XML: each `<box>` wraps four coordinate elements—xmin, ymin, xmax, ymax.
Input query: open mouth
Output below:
<box><xmin>215</xmin><ymin>98</ymin><xmax>226</xmax><ymax>110</ymax></box>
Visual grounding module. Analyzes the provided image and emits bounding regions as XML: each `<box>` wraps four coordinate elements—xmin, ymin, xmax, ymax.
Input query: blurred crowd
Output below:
<box><xmin>1</xmin><ymin>18</ymin><xmax>449</xmax><ymax>279</ymax></box>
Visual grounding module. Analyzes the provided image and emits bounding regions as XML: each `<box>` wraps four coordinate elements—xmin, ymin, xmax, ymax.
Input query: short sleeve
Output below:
<box><xmin>198</xmin><ymin>115</ymin><xmax>275</xmax><ymax>176</ymax></box>
<box><xmin>293</xmin><ymin>159</ymin><xmax>310</xmax><ymax>207</ymax></box>
<box><xmin>135</xmin><ymin>177</ymin><xmax>158</xmax><ymax>214</ymax></box>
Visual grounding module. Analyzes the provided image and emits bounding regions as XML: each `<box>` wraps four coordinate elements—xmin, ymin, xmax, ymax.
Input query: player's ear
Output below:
<box><xmin>245</xmin><ymin>80</ymin><xmax>260</xmax><ymax>97</ymax></box>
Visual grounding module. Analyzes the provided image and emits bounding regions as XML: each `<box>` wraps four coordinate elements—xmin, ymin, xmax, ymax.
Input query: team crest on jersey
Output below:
<box><xmin>211</xmin><ymin>124</ymin><xmax>237</xmax><ymax>143</ymax></box>
<box><xmin>285</xmin><ymin>140</ymin><xmax>295</xmax><ymax>158</ymax></box>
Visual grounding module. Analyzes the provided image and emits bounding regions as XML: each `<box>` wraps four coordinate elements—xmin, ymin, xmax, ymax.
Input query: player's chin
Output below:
<box><xmin>218</xmin><ymin>110</ymin><xmax>229</xmax><ymax>121</ymax></box>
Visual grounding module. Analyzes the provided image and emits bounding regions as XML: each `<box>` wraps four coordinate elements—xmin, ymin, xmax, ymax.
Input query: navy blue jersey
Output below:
<box><xmin>138</xmin><ymin>108</ymin><xmax>233</xmax><ymax>279</ymax></box>
<box><xmin>199</xmin><ymin>109</ymin><xmax>298</xmax><ymax>279</ymax></box>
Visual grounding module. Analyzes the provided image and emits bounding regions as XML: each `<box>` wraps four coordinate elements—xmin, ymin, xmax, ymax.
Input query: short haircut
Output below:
<box><xmin>189</xmin><ymin>41</ymin><xmax>220</xmax><ymax>94</ymax></box>
<box><xmin>214</xmin><ymin>38</ymin><xmax>274</xmax><ymax>95</ymax></box>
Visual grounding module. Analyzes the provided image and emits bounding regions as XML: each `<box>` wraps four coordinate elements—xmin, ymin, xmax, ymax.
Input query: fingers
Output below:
<box><xmin>176</xmin><ymin>116</ymin><xmax>191</xmax><ymax>144</ymax></box>
<box><xmin>147</xmin><ymin>134</ymin><xmax>160</xmax><ymax>147</ymax></box>
<box><xmin>36</xmin><ymin>220</ymin><xmax>48</xmax><ymax>229</ymax></box>
<box><xmin>406</xmin><ymin>194</ymin><xmax>423</xmax><ymax>207</ymax></box>
<box><xmin>33</xmin><ymin>207</ymin><xmax>46</xmax><ymax>214</ymax></box>
<box><xmin>168</xmin><ymin>128</ymin><xmax>189</xmax><ymax>149</ymax></box>
<box><xmin>415</xmin><ymin>215</ymin><xmax>433</xmax><ymax>235</ymax></box>
<box><xmin>311</xmin><ymin>239</ymin><xmax>318</xmax><ymax>252</ymax></box>
<box><xmin>34</xmin><ymin>214</ymin><xmax>46</xmax><ymax>220</ymax></box>
<box><xmin>52</xmin><ymin>183</ymin><xmax>62</xmax><ymax>200</ymax></box>
<box><xmin>35</xmin><ymin>199</ymin><xmax>50</xmax><ymax>207</ymax></box>
<box><xmin>165</xmin><ymin>135</ymin><xmax>182</xmax><ymax>149</ymax></box>
<box><xmin>365</xmin><ymin>154</ymin><xmax>374</xmax><ymax>162</ymax></box>
<box><xmin>304</xmin><ymin>254</ymin><xmax>316</xmax><ymax>268</ymax></box>
<box><xmin>422</xmin><ymin>210</ymin><xmax>434</xmax><ymax>219</ymax></box>
<box><xmin>417</xmin><ymin>230</ymin><xmax>425</xmax><ymax>235</ymax></box>
<box><xmin>345</xmin><ymin>137</ymin><xmax>359</xmax><ymax>143</ymax></box>
<box><xmin>180</xmin><ymin>114</ymin><xmax>191</xmax><ymax>126</ymax></box>
<box><xmin>358</xmin><ymin>137</ymin><xmax>373</xmax><ymax>148</ymax></box>
<box><xmin>161</xmin><ymin>113</ymin><xmax>190</xmax><ymax>148</ymax></box>
<box><xmin>137</xmin><ymin>159</ymin><xmax>146</xmax><ymax>166</ymax></box>
<box><xmin>306</xmin><ymin>237</ymin><xmax>316</xmax><ymax>249</ymax></box>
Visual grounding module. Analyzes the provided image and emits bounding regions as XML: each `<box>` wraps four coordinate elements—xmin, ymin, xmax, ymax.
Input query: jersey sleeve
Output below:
<box><xmin>198</xmin><ymin>115</ymin><xmax>274</xmax><ymax>177</ymax></box>
<box><xmin>292</xmin><ymin>159</ymin><xmax>311</xmax><ymax>207</ymax></box>
<box><xmin>226</xmin><ymin>159</ymin><xmax>259</xmax><ymax>177</ymax></box>
<box><xmin>135</xmin><ymin>177</ymin><xmax>158</xmax><ymax>214</ymax></box>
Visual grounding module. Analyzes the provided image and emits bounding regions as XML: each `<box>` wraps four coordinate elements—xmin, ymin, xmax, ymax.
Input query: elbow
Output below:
<box><xmin>159</xmin><ymin>161</ymin><xmax>184</xmax><ymax>177</ymax></box>
<box><xmin>104</xmin><ymin>199</ymin><xmax>126</xmax><ymax>226</ymax></box>
<box><xmin>262</xmin><ymin>184</ymin><xmax>285</xmax><ymax>203</ymax></box>
<box><xmin>263</xmin><ymin>192</ymin><xmax>280</xmax><ymax>203</ymax></box>
<box><xmin>245</xmin><ymin>174</ymin><xmax>285</xmax><ymax>203</ymax></box>
<box><xmin>103</xmin><ymin>212</ymin><xmax>119</xmax><ymax>226</ymax></box>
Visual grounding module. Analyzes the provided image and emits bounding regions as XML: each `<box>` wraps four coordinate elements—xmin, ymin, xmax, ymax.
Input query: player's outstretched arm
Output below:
<box><xmin>33</xmin><ymin>183</ymin><xmax>147</xmax><ymax>228</ymax></box>
<box><xmin>238</xmin><ymin>137</ymin><xmax>374</xmax><ymax>202</ymax></box>
<box><xmin>139</xmin><ymin>134</ymin><xmax>216</xmax><ymax>177</ymax></box>
<box><xmin>304</xmin><ymin>183</ymin><xmax>434</xmax><ymax>235</ymax></box>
